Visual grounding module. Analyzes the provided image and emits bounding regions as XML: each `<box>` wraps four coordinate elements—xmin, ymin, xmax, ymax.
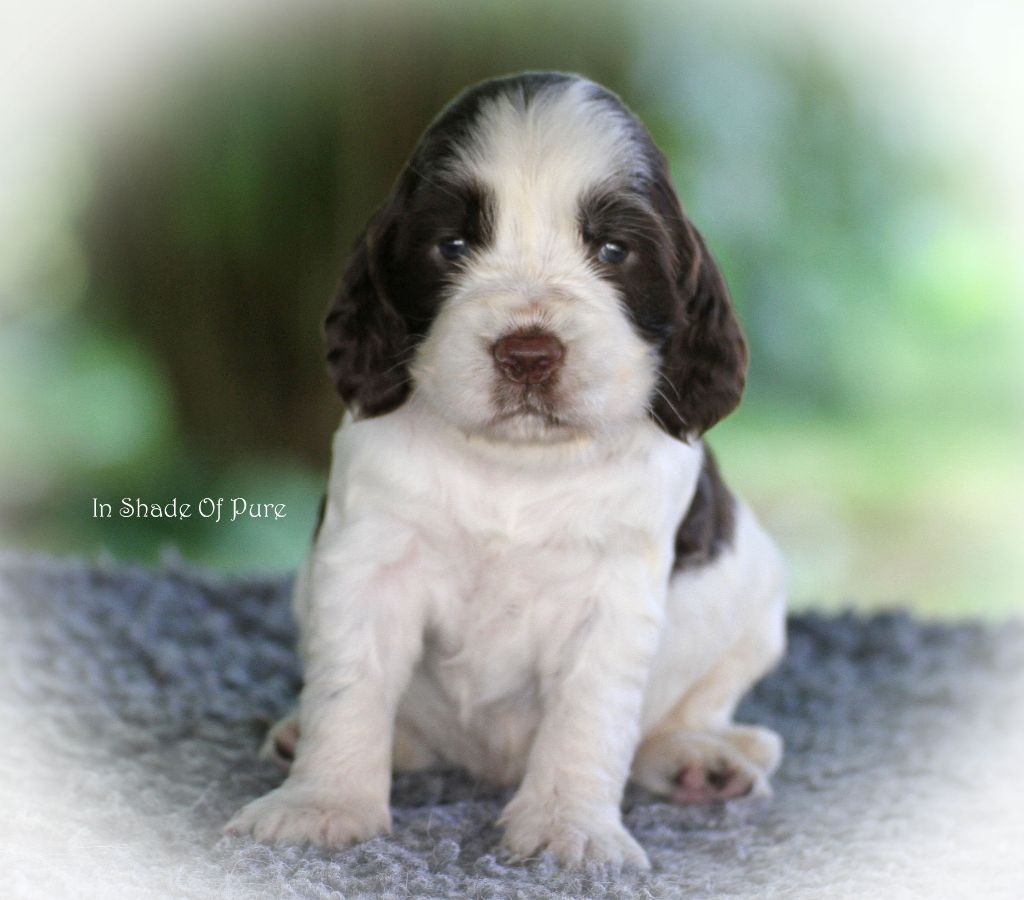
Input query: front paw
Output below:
<box><xmin>500</xmin><ymin>796</ymin><xmax>650</xmax><ymax>870</ymax></box>
<box><xmin>224</xmin><ymin>782</ymin><xmax>390</xmax><ymax>849</ymax></box>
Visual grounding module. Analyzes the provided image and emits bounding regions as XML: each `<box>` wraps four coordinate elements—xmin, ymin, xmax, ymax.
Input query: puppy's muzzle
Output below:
<box><xmin>492</xmin><ymin>331</ymin><xmax>565</xmax><ymax>385</ymax></box>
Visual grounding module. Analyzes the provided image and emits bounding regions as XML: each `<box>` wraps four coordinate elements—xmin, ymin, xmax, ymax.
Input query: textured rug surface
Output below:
<box><xmin>1</xmin><ymin>553</ymin><xmax>1022</xmax><ymax>900</ymax></box>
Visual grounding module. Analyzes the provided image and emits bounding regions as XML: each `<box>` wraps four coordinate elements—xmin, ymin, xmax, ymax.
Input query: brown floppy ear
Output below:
<box><xmin>324</xmin><ymin>205</ymin><xmax>412</xmax><ymax>417</ymax></box>
<box><xmin>650</xmin><ymin>179</ymin><xmax>748</xmax><ymax>438</ymax></box>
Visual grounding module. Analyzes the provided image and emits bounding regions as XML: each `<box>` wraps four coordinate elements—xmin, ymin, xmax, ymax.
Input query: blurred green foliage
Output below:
<box><xmin>2</xmin><ymin>1</ymin><xmax>1021</xmax><ymax>616</ymax></box>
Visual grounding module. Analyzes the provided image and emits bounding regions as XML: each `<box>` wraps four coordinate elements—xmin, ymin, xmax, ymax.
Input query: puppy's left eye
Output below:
<box><xmin>438</xmin><ymin>237</ymin><xmax>469</xmax><ymax>261</ymax></box>
<box><xmin>598</xmin><ymin>241</ymin><xmax>629</xmax><ymax>265</ymax></box>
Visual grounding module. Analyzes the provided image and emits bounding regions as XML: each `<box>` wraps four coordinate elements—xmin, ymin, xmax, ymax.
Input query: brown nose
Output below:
<box><xmin>492</xmin><ymin>331</ymin><xmax>565</xmax><ymax>385</ymax></box>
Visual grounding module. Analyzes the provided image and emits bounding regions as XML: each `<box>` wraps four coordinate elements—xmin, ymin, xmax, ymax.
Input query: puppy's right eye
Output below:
<box><xmin>597</xmin><ymin>240</ymin><xmax>629</xmax><ymax>265</ymax></box>
<box><xmin>438</xmin><ymin>237</ymin><xmax>469</xmax><ymax>261</ymax></box>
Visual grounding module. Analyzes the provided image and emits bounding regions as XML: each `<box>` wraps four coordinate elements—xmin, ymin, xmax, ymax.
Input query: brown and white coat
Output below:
<box><xmin>227</xmin><ymin>72</ymin><xmax>786</xmax><ymax>870</ymax></box>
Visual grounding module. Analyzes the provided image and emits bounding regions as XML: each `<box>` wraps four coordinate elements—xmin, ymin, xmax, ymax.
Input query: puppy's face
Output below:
<box><xmin>326</xmin><ymin>73</ymin><xmax>747</xmax><ymax>444</ymax></box>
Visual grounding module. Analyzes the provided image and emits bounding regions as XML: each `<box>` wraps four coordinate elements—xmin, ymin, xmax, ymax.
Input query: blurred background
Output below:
<box><xmin>1</xmin><ymin>0</ymin><xmax>1021</xmax><ymax>618</ymax></box>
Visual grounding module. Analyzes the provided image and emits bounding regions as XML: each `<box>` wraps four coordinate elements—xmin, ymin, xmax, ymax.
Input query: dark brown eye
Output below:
<box><xmin>598</xmin><ymin>240</ymin><xmax>628</xmax><ymax>264</ymax></box>
<box><xmin>438</xmin><ymin>237</ymin><xmax>469</xmax><ymax>261</ymax></box>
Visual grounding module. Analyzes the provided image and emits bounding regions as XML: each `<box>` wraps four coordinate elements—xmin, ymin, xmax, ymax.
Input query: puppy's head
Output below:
<box><xmin>325</xmin><ymin>72</ymin><xmax>746</xmax><ymax>444</ymax></box>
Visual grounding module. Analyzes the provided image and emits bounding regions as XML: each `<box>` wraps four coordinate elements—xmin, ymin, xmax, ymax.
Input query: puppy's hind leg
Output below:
<box><xmin>259</xmin><ymin>710</ymin><xmax>441</xmax><ymax>774</ymax></box>
<box><xmin>632</xmin><ymin>594</ymin><xmax>785</xmax><ymax>804</ymax></box>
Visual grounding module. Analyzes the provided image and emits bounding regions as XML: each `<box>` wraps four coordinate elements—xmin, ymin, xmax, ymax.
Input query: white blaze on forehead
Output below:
<box><xmin>452</xmin><ymin>79</ymin><xmax>641</xmax><ymax>257</ymax></box>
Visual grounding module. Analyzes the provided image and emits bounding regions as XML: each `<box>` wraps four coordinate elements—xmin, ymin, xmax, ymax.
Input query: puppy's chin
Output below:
<box><xmin>482</xmin><ymin>409</ymin><xmax>585</xmax><ymax>446</ymax></box>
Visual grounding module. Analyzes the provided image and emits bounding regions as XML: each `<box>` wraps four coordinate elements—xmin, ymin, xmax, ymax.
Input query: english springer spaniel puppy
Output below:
<box><xmin>226</xmin><ymin>72</ymin><xmax>786</xmax><ymax>870</ymax></box>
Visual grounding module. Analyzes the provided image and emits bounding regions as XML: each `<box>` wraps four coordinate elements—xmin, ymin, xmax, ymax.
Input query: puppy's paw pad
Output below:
<box><xmin>224</xmin><ymin>787</ymin><xmax>389</xmax><ymax>848</ymax></box>
<box><xmin>633</xmin><ymin>728</ymin><xmax>779</xmax><ymax>803</ymax></box>
<box><xmin>671</xmin><ymin>757</ymin><xmax>767</xmax><ymax>804</ymax></box>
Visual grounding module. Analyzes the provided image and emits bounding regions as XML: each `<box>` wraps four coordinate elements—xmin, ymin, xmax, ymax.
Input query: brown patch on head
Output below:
<box><xmin>576</xmin><ymin>89</ymin><xmax>748</xmax><ymax>438</ymax></box>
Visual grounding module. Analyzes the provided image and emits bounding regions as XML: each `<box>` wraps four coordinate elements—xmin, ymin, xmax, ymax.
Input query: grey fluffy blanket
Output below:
<box><xmin>1</xmin><ymin>554</ymin><xmax>1022</xmax><ymax>899</ymax></box>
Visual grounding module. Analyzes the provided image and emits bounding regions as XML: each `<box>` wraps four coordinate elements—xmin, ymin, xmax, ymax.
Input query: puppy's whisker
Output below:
<box><xmin>650</xmin><ymin>384</ymin><xmax>687</xmax><ymax>429</ymax></box>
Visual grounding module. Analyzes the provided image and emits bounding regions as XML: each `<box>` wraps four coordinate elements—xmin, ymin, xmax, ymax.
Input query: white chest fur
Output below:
<box><xmin>314</xmin><ymin>402</ymin><xmax>702</xmax><ymax>780</ymax></box>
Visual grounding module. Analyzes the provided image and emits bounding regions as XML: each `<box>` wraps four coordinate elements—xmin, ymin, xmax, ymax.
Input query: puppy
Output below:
<box><xmin>226</xmin><ymin>72</ymin><xmax>786</xmax><ymax>870</ymax></box>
